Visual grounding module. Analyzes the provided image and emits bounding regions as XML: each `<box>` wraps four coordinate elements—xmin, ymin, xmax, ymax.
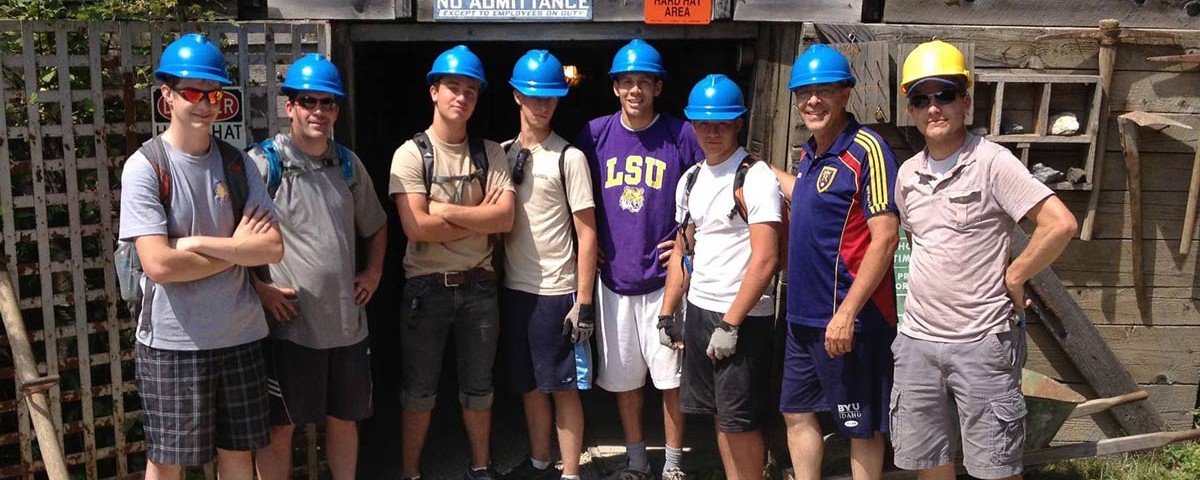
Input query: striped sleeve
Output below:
<box><xmin>853</xmin><ymin>129</ymin><xmax>899</xmax><ymax>217</ymax></box>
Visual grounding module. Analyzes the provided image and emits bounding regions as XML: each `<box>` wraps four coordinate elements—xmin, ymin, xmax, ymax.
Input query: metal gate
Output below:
<box><xmin>0</xmin><ymin>20</ymin><xmax>329</xmax><ymax>480</ymax></box>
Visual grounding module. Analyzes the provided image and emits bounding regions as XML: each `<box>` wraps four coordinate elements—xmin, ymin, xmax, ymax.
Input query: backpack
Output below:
<box><xmin>115</xmin><ymin>135</ymin><xmax>250</xmax><ymax>322</ymax></box>
<box><xmin>413</xmin><ymin>131</ymin><xmax>489</xmax><ymax>196</ymax></box>
<box><xmin>503</xmin><ymin>139</ymin><xmax>583</xmax><ymax>244</ymax></box>
<box><xmin>258</xmin><ymin>138</ymin><xmax>356</xmax><ymax>199</ymax></box>
<box><xmin>679</xmin><ymin>156</ymin><xmax>790</xmax><ymax>274</ymax></box>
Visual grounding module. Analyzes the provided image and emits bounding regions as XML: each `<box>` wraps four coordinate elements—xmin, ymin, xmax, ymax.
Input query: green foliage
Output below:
<box><xmin>0</xmin><ymin>0</ymin><xmax>222</xmax><ymax>21</ymax></box>
<box><xmin>1030</xmin><ymin>441</ymin><xmax>1200</xmax><ymax>480</ymax></box>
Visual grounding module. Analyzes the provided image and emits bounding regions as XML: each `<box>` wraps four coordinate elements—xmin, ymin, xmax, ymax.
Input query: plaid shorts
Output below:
<box><xmin>135</xmin><ymin>341</ymin><xmax>271</xmax><ymax>466</ymax></box>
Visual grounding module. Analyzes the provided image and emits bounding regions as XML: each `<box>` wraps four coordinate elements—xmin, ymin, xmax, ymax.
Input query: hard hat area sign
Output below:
<box><xmin>644</xmin><ymin>0</ymin><xmax>710</xmax><ymax>24</ymax></box>
<box><xmin>434</xmin><ymin>0</ymin><xmax>592</xmax><ymax>21</ymax></box>
<box><xmin>151</xmin><ymin>87</ymin><xmax>247</xmax><ymax>148</ymax></box>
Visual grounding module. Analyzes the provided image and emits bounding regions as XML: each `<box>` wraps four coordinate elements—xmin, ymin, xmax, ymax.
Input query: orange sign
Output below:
<box><xmin>644</xmin><ymin>0</ymin><xmax>710</xmax><ymax>25</ymax></box>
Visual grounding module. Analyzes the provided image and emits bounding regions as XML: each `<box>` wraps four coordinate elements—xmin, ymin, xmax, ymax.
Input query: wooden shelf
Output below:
<box><xmin>1046</xmin><ymin>182</ymin><xmax>1093</xmax><ymax>191</ymax></box>
<box><xmin>976</xmin><ymin>72</ymin><xmax>1101</xmax><ymax>84</ymax></box>
<box><xmin>988</xmin><ymin>134</ymin><xmax>1093</xmax><ymax>144</ymax></box>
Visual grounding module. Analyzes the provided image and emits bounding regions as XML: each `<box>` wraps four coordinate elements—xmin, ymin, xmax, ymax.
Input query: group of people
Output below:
<box><xmin>118</xmin><ymin>32</ymin><xmax>1078</xmax><ymax>480</ymax></box>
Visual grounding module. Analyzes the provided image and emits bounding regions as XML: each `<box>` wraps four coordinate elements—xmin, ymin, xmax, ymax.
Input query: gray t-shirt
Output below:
<box><xmin>248</xmin><ymin>133</ymin><xmax>387</xmax><ymax>349</ymax></box>
<box><xmin>118</xmin><ymin>138</ymin><xmax>276</xmax><ymax>350</ymax></box>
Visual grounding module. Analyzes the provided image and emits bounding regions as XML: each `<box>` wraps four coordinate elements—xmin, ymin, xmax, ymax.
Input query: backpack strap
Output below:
<box><xmin>730</xmin><ymin>157</ymin><xmax>761</xmax><ymax>223</ymax></box>
<box><xmin>336</xmin><ymin>143</ymin><xmax>356</xmax><ymax>190</ymax></box>
<box><xmin>467</xmin><ymin>135</ymin><xmax>489</xmax><ymax>192</ymax></box>
<box><xmin>415</xmin><ymin>131</ymin><xmax>489</xmax><ymax>197</ymax></box>
<box><xmin>679</xmin><ymin>164</ymin><xmax>701</xmax><ymax>258</ymax></box>
<box><xmin>214</xmin><ymin>137</ymin><xmax>249</xmax><ymax>219</ymax></box>
<box><xmin>261</xmin><ymin>138</ymin><xmax>283</xmax><ymax>199</ymax></box>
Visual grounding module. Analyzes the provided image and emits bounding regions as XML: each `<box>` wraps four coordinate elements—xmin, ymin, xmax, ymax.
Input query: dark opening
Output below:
<box><xmin>354</xmin><ymin>38</ymin><xmax>753</xmax><ymax>478</ymax></box>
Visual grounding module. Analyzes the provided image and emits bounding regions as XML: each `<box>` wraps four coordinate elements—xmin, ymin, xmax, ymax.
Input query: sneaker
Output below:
<box><xmin>614</xmin><ymin>468</ymin><xmax>654</xmax><ymax>480</ymax></box>
<box><xmin>660</xmin><ymin>468</ymin><xmax>686</xmax><ymax>480</ymax></box>
<box><xmin>465</xmin><ymin>467</ymin><xmax>500</xmax><ymax>480</ymax></box>
<box><xmin>503</xmin><ymin>459</ymin><xmax>558</xmax><ymax>480</ymax></box>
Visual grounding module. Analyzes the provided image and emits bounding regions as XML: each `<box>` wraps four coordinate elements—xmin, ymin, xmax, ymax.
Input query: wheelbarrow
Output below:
<box><xmin>818</xmin><ymin>369</ymin><xmax>1200</xmax><ymax>479</ymax></box>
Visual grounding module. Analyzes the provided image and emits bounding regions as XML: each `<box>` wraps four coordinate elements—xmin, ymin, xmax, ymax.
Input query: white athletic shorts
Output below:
<box><xmin>594</xmin><ymin>282</ymin><xmax>682</xmax><ymax>392</ymax></box>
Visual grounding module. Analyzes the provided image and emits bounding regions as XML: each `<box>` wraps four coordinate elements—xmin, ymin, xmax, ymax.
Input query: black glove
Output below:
<box><xmin>562</xmin><ymin>303</ymin><xmax>595</xmax><ymax>344</ymax></box>
<box><xmin>657</xmin><ymin>315</ymin><xmax>683</xmax><ymax>349</ymax></box>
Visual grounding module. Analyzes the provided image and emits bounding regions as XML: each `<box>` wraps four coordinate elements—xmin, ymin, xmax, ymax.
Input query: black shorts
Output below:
<box><xmin>501</xmin><ymin>288</ymin><xmax>579</xmax><ymax>394</ymax></box>
<box><xmin>680</xmin><ymin>302</ymin><xmax>773</xmax><ymax>433</ymax></box>
<box><xmin>135</xmin><ymin>341</ymin><xmax>271</xmax><ymax>466</ymax></box>
<box><xmin>264</xmin><ymin>338</ymin><xmax>373</xmax><ymax>425</ymax></box>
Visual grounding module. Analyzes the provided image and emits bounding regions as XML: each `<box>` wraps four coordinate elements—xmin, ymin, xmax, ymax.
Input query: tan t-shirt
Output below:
<box><xmin>895</xmin><ymin>133</ymin><xmax>1053</xmax><ymax>343</ymax></box>
<box><xmin>388</xmin><ymin>129</ymin><xmax>513</xmax><ymax>278</ymax></box>
<box><xmin>502</xmin><ymin>132</ymin><xmax>596</xmax><ymax>295</ymax></box>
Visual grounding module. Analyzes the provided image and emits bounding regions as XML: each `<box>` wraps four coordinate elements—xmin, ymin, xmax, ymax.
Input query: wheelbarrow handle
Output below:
<box><xmin>1068</xmin><ymin>390</ymin><xmax>1150</xmax><ymax>419</ymax></box>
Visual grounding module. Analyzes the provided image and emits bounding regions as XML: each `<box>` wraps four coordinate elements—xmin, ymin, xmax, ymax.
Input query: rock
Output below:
<box><xmin>1001</xmin><ymin>121</ymin><xmax>1025</xmax><ymax>134</ymax></box>
<box><xmin>1031</xmin><ymin>163</ymin><xmax>1065</xmax><ymax>184</ymax></box>
<box><xmin>1050</xmin><ymin>112</ymin><xmax>1081</xmax><ymax>135</ymax></box>
<box><xmin>1066</xmin><ymin>167</ymin><xmax>1087</xmax><ymax>184</ymax></box>
<box><xmin>970</xmin><ymin>126</ymin><xmax>989</xmax><ymax>136</ymax></box>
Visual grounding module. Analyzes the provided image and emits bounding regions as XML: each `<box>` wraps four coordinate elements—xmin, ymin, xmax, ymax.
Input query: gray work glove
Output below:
<box><xmin>706</xmin><ymin>321</ymin><xmax>739</xmax><ymax>360</ymax></box>
<box><xmin>562</xmin><ymin>303</ymin><xmax>594</xmax><ymax>344</ymax></box>
<box><xmin>657</xmin><ymin>315</ymin><xmax>683</xmax><ymax>349</ymax></box>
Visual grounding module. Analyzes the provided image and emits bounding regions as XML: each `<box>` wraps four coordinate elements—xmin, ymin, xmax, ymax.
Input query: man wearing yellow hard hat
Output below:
<box><xmin>890</xmin><ymin>40</ymin><xmax>1078</xmax><ymax>480</ymax></box>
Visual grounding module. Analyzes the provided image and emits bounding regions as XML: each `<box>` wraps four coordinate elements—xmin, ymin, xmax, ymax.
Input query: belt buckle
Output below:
<box><xmin>442</xmin><ymin>271</ymin><xmax>464</xmax><ymax>287</ymax></box>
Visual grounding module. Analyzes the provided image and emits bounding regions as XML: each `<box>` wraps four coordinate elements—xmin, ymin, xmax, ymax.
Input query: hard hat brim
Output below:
<box><xmin>684</xmin><ymin>107</ymin><xmax>747</xmax><ymax>121</ymax></box>
<box><xmin>510</xmin><ymin>81</ymin><xmax>569</xmax><ymax>98</ymax></box>
<box><xmin>282</xmin><ymin>84</ymin><xmax>347</xmax><ymax>98</ymax></box>
<box><xmin>156</xmin><ymin>69</ymin><xmax>233</xmax><ymax>86</ymax></box>
<box><xmin>903</xmin><ymin>76</ymin><xmax>967</xmax><ymax>96</ymax></box>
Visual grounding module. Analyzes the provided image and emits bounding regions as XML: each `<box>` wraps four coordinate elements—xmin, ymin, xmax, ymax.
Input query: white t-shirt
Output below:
<box><xmin>674</xmin><ymin>148</ymin><xmax>782</xmax><ymax>317</ymax></box>
<box><xmin>927</xmin><ymin>148</ymin><xmax>961</xmax><ymax>189</ymax></box>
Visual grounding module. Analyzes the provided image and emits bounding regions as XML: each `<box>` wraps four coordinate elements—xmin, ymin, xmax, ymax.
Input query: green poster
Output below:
<box><xmin>894</xmin><ymin>229</ymin><xmax>910</xmax><ymax>322</ymax></box>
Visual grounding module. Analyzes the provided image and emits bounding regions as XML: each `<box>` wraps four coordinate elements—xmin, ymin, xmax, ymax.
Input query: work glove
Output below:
<box><xmin>657</xmin><ymin>315</ymin><xmax>683</xmax><ymax>349</ymax></box>
<box><xmin>706</xmin><ymin>321</ymin><xmax>739</xmax><ymax>360</ymax></box>
<box><xmin>562</xmin><ymin>303</ymin><xmax>595</xmax><ymax>344</ymax></box>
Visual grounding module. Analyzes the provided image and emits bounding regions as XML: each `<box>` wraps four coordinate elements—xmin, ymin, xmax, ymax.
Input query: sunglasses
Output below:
<box><xmin>294</xmin><ymin>96</ymin><xmax>338</xmax><ymax>110</ymax></box>
<box><xmin>793</xmin><ymin>84</ymin><xmax>845</xmax><ymax>100</ymax></box>
<box><xmin>173</xmin><ymin>87</ymin><xmax>224</xmax><ymax>105</ymax></box>
<box><xmin>908</xmin><ymin>90</ymin><xmax>963</xmax><ymax>109</ymax></box>
<box><xmin>511</xmin><ymin>148</ymin><xmax>531</xmax><ymax>186</ymax></box>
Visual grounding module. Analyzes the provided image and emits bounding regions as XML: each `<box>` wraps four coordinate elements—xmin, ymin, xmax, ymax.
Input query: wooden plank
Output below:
<box><xmin>331</xmin><ymin>23</ymin><xmax>357</xmax><ymax>149</ymax></box>
<box><xmin>829</xmin><ymin>41</ymin><xmax>891</xmax><ymax>124</ymax></box>
<box><xmin>20</xmin><ymin>21</ymin><xmax>66</xmax><ymax>451</ymax></box>
<box><xmin>1014</xmin><ymin>227</ymin><xmax>1167</xmax><ymax>435</ymax></box>
<box><xmin>1052</xmin><ymin>238</ymin><xmax>1200</xmax><ymax>288</ymax></box>
<box><xmin>54</xmin><ymin>22</ymin><xmax>98</xmax><ymax>480</ymax></box>
<box><xmin>1027</xmin><ymin>323</ymin><xmax>1200</xmax><ymax>385</ymax></box>
<box><xmin>396</xmin><ymin>0</ymin><xmax>413</xmax><ymax>18</ymax></box>
<box><xmin>746</xmin><ymin>23</ymin><xmax>801</xmax><ymax>170</ymax></box>
<box><xmin>882</xmin><ymin>0</ymin><xmax>1200</xmax><ymax>29</ymax></box>
<box><xmin>1095</xmin><ymin>151</ymin><xmax>1197</xmax><ymax>193</ymax></box>
<box><xmin>91</xmin><ymin>21</ymin><xmax>126</xmax><ymax>478</ymax></box>
<box><xmin>733</xmin><ymin>0</ymin><xmax>862</xmax><ymax>22</ymax></box>
<box><xmin>348</xmin><ymin>21</ymin><xmax>759</xmax><ymax>42</ymax></box>
<box><xmin>1054</xmin><ymin>384</ymin><xmax>1197</xmax><ymax>443</ymax></box>
<box><xmin>814</xmin><ymin>23</ymin><xmax>1200</xmax><ymax>72</ymax></box>
<box><xmin>269</xmin><ymin>0</ymin><xmax>396</xmax><ymax>19</ymax></box>
<box><xmin>1067</xmin><ymin>287</ymin><xmax>1199</xmax><ymax>326</ymax></box>
<box><xmin>265</xmin><ymin>24</ymin><xmax>280</xmax><ymax>137</ymax></box>
<box><xmin>1060</xmin><ymin>190</ymin><xmax>1192</xmax><ymax>241</ymax></box>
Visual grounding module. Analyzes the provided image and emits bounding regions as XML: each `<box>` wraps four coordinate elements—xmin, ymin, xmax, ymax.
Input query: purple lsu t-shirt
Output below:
<box><xmin>577</xmin><ymin>113</ymin><xmax>703</xmax><ymax>295</ymax></box>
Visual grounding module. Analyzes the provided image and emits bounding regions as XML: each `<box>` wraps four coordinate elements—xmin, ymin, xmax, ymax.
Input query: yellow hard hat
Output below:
<box><xmin>900</xmin><ymin>40</ymin><xmax>972</xmax><ymax>95</ymax></box>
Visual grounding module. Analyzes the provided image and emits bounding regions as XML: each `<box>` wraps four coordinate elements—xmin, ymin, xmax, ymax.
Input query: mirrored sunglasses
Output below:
<box><xmin>174</xmin><ymin>87</ymin><xmax>224</xmax><ymax>105</ymax></box>
<box><xmin>908</xmin><ymin>90</ymin><xmax>963</xmax><ymax>109</ymax></box>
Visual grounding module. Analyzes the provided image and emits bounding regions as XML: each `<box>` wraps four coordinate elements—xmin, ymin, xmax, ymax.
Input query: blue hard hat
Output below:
<box><xmin>510</xmin><ymin>50</ymin><xmax>569</xmax><ymax>98</ymax></box>
<box><xmin>788</xmin><ymin>44</ymin><xmax>856</xmax><ymax>91</ymax></box>
<box><xmin>427</xmin><ymin>45</ymin><xmax>488</xmax><ymax>90</ymax></box>
<box><xmin>685</xmin><ymin>74</ymin><xmax>747</xmax><ymax>121</ymax></box>
<box><xmin>282</xmin><ymin>53</ymin><xmax>345</xmax><ymax>97</ymax></box>
<box><xmin>155</xmin><ymin>33</ymin><xmax>232</xmax><ymax>85</ymax></box>
<box><xmin>609</xmin><ymin>39</ymin><xmax>666</xmax><ymax>78</ymax></box>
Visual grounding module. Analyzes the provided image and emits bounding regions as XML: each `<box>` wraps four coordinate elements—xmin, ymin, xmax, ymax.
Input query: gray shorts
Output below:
<box><xmin>889</xmin><ymin>327</ymin><xmax>1027</xmax><ymax>479</ymax></box>
<box><xmin>399</xmin><ymin>276</ymin><xmax>499</xmax><ymax>411</ymax></box>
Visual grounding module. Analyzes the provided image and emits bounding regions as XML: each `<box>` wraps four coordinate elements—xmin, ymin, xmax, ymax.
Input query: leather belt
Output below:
<box><xmin>411</xmin><ymin>268</ymin><xmax>496</xmax><ymax>288</ymax></box>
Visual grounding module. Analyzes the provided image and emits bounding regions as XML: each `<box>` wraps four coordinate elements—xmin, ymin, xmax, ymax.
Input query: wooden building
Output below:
<box><xmin>0</xmin><ymin>0</ymin><xmax>1197</xmax><ymax>478</ymax></box>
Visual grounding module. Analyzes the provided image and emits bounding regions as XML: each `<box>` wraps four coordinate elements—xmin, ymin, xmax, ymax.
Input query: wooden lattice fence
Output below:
<box><xmin>0</xmin><ymin>20</ymin><xmax>330</xmax><ymax>480</ymax></box>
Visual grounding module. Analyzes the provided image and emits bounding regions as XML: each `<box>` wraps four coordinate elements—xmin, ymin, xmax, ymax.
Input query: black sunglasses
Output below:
<box><xmin>294</xmin><ymin>96</ymin><xmax>338</xmax><ymax>110</ymax></box>
<box><xmin>908</xmin><ymin>90</ymin><xmax>963</xmax><ymax>109</ymax></box>
<box><xmin>511</xmin><ymin>148</ymin><xmax>532</xmax><ymax>185</ymax></box>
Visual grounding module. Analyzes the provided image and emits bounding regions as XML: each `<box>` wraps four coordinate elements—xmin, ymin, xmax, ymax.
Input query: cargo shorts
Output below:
<box><xmin>889</xmin><ymin>326</ymin><xmax>1028</xmax><ymax>479</ymax></box>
